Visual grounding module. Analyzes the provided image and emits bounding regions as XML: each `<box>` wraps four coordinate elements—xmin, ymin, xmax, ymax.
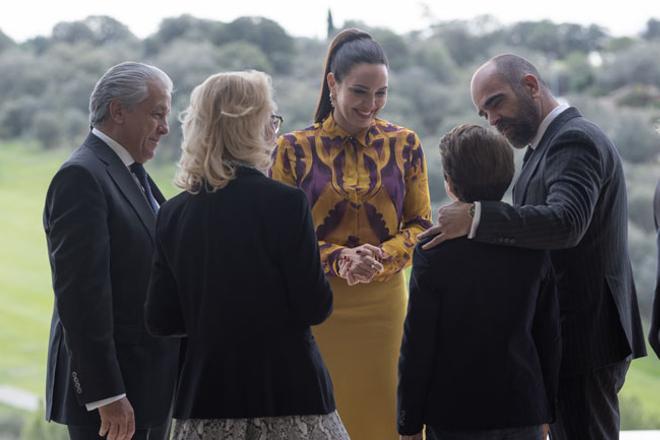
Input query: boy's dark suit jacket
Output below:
<box><xmin>398</xmin><ymin>238</ymin><xmax>561</xmax><ymax>434</ymax></box>
<box><xmin>145</xmin><ymin>167</ymin><xmax>336</xmax><ymax>419</ymax></box>
<box><xmin>477</xmin><ymin>107</ymin><xmax>646</xmax><ymax>375</ymax></box>
<box><xmin>43</xmin><ymin>133</ymin><xmax>180</xmax><ymax>428</ymax></box>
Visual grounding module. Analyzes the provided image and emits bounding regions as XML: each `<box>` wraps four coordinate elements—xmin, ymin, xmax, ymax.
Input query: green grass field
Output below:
<box><xmin>1</xmin><ymin>141</ymin><xmax>659</xmax><ymax>428</ymax></box>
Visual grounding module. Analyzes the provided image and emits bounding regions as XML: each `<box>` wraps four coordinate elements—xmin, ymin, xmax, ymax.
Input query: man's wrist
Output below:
<box><xmin>86</xmin><ymin>393</ymin><xmax>126</xmax><ymax>411</ymax></box>
<box><xmin>467</xmin><ymin>202</ymin><xmax>481</xmax><ymax>239</ymax></box>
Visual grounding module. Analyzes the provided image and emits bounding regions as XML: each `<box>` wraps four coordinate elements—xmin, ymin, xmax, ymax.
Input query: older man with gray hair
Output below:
<box><xmin>43</xmin><ymin>62</ymin><xmax>180</xmax><ymax>440</ymax></box>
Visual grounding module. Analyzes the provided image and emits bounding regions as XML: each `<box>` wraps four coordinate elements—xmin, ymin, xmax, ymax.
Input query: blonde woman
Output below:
<box><xmin>145</xmin><ymin>70</ymin><xmax>349</xmax><ymax>440</ymax></box>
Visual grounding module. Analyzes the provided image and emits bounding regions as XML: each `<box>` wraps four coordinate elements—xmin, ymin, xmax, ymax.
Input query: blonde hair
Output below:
<box><xmin>175</xmin><ymin>70</ymin><xmax>275</xmax><ymax>193</ymax></box>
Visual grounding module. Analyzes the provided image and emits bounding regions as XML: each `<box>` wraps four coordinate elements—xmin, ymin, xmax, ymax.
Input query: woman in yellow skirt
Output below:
<box><xmin>270</xmin><ymin>28</ymin><xmax>432</xmax><ymax>439</ymax></box>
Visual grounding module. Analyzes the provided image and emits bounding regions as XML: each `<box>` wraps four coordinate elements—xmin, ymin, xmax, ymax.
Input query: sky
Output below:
<box><xmin>1</xmin><ymin>0</ymin><xmax>659</xmax><ymax>42</ymax></box>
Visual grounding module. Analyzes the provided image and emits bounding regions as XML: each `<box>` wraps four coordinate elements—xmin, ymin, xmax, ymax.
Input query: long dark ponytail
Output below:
<box><xmin>314</xmin><ymin>28</ymin><xmax>389</xmax><ymax>124</ymax></box>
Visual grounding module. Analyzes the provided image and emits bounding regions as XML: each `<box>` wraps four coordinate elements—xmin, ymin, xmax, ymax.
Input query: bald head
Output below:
<box><xmin>469</xmin><ymin>54</ymin><xmax>559</xmax><ymax>148</ymax></box>
<box><xmin>493</xmin><ymin>54</ymin><xmax>544</xmax><ymax>89</ymax></box>
<box><xmin>471</xmin><ymin>54</ymin><xmax>547</xmax><ymax>102</ymax></box>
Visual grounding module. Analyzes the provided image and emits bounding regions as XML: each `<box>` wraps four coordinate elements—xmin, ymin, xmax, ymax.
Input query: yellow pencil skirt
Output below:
<box><xmin>313</xmin><ymin>271</ymin><xmax>407</xmax><ymax>440</ymax></box>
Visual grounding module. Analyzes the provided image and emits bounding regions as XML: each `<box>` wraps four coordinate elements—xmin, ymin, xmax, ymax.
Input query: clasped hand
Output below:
<box><xmin>338</xmin><ymin>244</ymin><xmax>386</xmax><ymax>286</ymax></box>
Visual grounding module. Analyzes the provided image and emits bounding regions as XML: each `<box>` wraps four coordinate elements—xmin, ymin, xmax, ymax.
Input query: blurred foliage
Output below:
<box><xmin>1</xmin><ymin>13</ymin><xmax>656</xmax><ymax>161</ymax></box>
<box><xmin>643</xmin><ymin>18</ymin><xmax>660</xmax><ymax>41</ymax></box>
<box><xmin>51</xmin><ymin>16</ymin><xmax>137</xmax><ymax>46</ymax></box>
<box><xmin>0</xmin><ymin>29</ymin><xmax>15</xmax><ymax>52</ymax></box>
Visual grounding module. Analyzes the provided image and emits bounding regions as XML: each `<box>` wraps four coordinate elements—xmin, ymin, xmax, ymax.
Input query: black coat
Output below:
<box><xmin>43</xmin><ymin>133</ymin><xmax>180</xmax><ymax>428</ymax></box>
<box><xmin>145</xmin><ymin>167</ymin><xmax>335</xmax><ymax>419</ymax></box>
<box><xmin>397</xmin><ymin>238</ymin><xmax>560</xmax><ymax>434</ymax></box>
<box><xmin>648</xmin><ymin>181</ymin><xmax>660</xmax><ymax>358</ymax></box>
<box><xmin>476</xmin><ymin>107</ymin><xmax>646</xmax><ymax>375</ymax></box>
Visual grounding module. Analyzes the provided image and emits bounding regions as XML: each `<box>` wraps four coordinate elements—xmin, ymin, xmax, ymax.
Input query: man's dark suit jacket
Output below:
<box><xmin>477</xmin><ymin>107</ymin><xmax>646</xmax><ymax>375</ymax></box>
<box><xmin>144</xmin><ymin>167</ymin><xmax>335</xmax><ymax>419</ymax></box>
<box><xmin>43</xmin><ymin>133</ymin><xmax>180</xmax><ymax>428</ymax></box>
<box><xmin>397</xmin><ymin>238</ymin><xmax>560</xmax><ymax>434</ymax></box>
<box><xmin>649</xmin><ymin>181</ymin><xmax>660</xmax><ymax>358</ymax></box>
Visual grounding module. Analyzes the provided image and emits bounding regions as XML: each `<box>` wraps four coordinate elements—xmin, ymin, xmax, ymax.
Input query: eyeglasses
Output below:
<box><xmin>271</xmin><ymin>114</ymin><xmax>284</xmax><ymax>134</ymax></box>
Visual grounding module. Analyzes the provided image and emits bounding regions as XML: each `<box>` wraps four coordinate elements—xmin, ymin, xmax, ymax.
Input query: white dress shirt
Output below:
<box><xmin>92</xmin><ymin>128</ymin><xmax>159</xmax><ymax>209</ymax></box>
<box><xmin>468</xmin><ymin>104</ymin><xmax>570</xmax><ymax>238</ymax></box>
<box><xmin>92</xmin><ymin>128</ymin><xmax>134</xmax><ymax>167</ymax></box>
<box><xmin>84</xmin><ymin>128</ymin><xmax>133</xmax><ymax>411</ymax></box>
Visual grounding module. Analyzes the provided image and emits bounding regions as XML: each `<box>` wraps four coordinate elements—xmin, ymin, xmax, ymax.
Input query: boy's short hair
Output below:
<box><xmin>439</xmin><ymin>124</ymin><xmax>514</xmax><ymax>202</ymax></box>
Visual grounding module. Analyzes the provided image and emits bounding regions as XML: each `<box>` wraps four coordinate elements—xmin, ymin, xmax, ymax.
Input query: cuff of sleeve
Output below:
<box><xmin>86</xmin><ymin>393</ymin><xmax>126</xmax><ymax>411</ymax></box>
<box><xmin>326</xmin><ymin>248</ymin><xmax>344</xmax><ymax>277</ymax></box>
<box><xmin>380</xmin><ymin>241</ymin><xmax>412</xmax><ymax>273</ymax></box>
<box><xmin>467</xmin><ymin>202</ymin><xmax>481</xmax><ymax>239</ymax></box>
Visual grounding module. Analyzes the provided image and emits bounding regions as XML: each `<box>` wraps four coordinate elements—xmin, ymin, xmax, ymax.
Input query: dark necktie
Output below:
<box><xmin>129</xmin><ymin>162</ymin><xmax>159</xmax><ymax>213</ymax></box>
<box><xmin>522</xmin><ymin>146</ymin><xmax>534</xmax><ymax>165</ymax></box>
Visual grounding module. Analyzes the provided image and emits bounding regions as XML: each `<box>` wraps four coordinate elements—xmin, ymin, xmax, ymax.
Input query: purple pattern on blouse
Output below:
<box><xmin>380</xmin><ymin>137</ymin><xmax>405</xmax><ymax>222</ymax></box>
<box><xmin>363</xmin><ymin>154</ymin><xmax>378</xmax><ymax>195</ymax></box>
<box><xmin>381</xmin><ymin>122</ymin><xmax>400</xmax><ymax>133</ymax></box>
<box><xmin>363</xmin><ymin>125</ymin><xmax>379</xmax><ymax>145</ymax></box>
<box><xmin>345</xmin><ymin>235</ymin><xmax>360</xmax><ymax>248</ymax></box>
<box><xmin>321</xmin><ymin>135</ymin><xmax>344</xmax><ymax>155</ymax></box>
<box><xmin>298</xmin><ymin>136</ymin><xmax>333</xmax><ymax>207</ymax></box>
<box><xmin>280</xmin><ymin>145</ymin><xmax>292</xmax><ymax>175</ymax></box>
<box><xmin>365</xmin><ymin>202</ymin><xmax>391</xmax><ymax>242</ymax></box>
<box><xmin>371</xmin><ymin>138</ymin><xmax>385</xmax><ymax>160</ymax></box>
<box><xmin>282</xmin><ymin>134</ymin><xmax>308</xmax><ymax>187</ymax></box>
<box><xmin>319</xmin><ymin>242</ymin><xmax>334</xmax><ymax>252</ymax></box>
<box><xmin>407</xmin><ymin>132</ymin><xmax>425</xmax><ymax>174</ymax></box>
<box><xmin>325</xmin><ymin>248</ymin><xmax>343</xmax><ymax>276</ymax></box>
<box><xmin>316</xmin><ymin>199</ymin><xmax>349</xmax><ymax>241</ymax></box>
<box><xmin>402</xmin><ymin>135</ymin><xmax>413</xmax><ymax>174</ymax></box>
<box><xmin>405</xmin><ymin>215</ymin><xmax>434</xmax><ymax>230</ymax></box>
<box><xmin>333</xmin><ymin>149</ymin><xmax>346</xmax><ymax>191</ymax></box>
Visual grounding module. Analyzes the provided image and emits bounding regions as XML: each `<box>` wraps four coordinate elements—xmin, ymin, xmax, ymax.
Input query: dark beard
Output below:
<box><xmin>496</xmin><ymin>94</ymin><xmax>541</xmax><ymax>148</ymax></box>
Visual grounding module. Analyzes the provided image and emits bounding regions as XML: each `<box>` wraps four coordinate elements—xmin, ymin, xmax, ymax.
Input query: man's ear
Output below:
<box><xmin>107</xmin><ymin>99</ymin><xmax>125</xmax><ymax>124</ymax></box>
<box><xmin>522</xmin><ymin>74</ymin><xmax>541</xmax><ymax>98</ymax></box>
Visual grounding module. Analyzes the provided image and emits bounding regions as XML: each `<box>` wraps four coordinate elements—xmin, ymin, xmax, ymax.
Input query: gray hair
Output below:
<box><xmin>89</xmin><ymin>61</ymin><xmax>173</xmax><ymax>127</ymax></box>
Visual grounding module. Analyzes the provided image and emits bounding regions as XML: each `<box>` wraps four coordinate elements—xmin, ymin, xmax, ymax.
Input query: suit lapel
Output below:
<box><xmin>84</xmin><ymin>134</ymin><xmax>157</xmax><ymax>240</ymax></box>
<box><xmin>515</xmin><ymin>146</ymin><xmax>544</xmax><ymax>205</ymax></box>
<box><xmin>514</xmin><ymin>107</ymin><xmax>582</xmax><ymax>205</ymax></box>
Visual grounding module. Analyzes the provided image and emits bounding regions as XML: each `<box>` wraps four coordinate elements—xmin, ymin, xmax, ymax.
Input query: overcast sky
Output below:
<box><xmin>1</xmin><ymin>0</ymin><xmax>659</xmax><ymax>42</ymax></box>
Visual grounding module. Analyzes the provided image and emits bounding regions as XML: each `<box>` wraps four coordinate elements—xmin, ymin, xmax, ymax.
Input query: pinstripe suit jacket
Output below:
<box><xmin>649</xmin><ymin>181</ymin><xmax>660</xmax><ymax>358</ymax></box>
<box><xmin>476</xmin><ymin>107</ymin><xmax>646</xmax><ymax>376</ymax></box>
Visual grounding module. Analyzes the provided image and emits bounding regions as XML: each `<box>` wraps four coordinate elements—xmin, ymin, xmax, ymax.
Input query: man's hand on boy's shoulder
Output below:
<box><xmin>418</xmin><ymin>201</ymin><xmax>473</xmax><ymax>250</ymax></box>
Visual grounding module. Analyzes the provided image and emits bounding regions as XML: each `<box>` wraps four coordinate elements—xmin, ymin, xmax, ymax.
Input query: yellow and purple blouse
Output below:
<box><xmin>270</xmin><ymin>114</ymin><xmax>432</xmax><ymax>282</ymax></box>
